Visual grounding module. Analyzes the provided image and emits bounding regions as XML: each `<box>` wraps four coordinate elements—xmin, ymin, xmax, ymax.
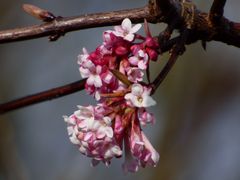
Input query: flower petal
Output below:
<box><xmin>130</xmin><ymin>24</ymin><xmax>142</xmax><ymax>34</ymax></box>
<box><xmin>128</xmin><ymin>56</ymin><xmax>139</xmax><ymax>66</ymax></box>
<box><xmin>131</xmin><ymin>84</ymin><xmax>144</xmax><ymax>96</ymax></box>
<box><xmin>124</xmin><ymin>33</ymin><xmax>134</xmax><ymax>41</ymax></box>
<box><xmin>105</xmin><ymin>127</ymin><xmax>114</xmax><ymax>138</ymax></box>
<box><xmin>122</xmin><ymin>18</ymin><xmax>132</xmax><ymax>31</ymax></box>
<box><xmin>142</xmin><ymin>96</ymin><xmax>156</xmax><ymax>107</ymax></box>
<box><xmin>122</xmin><ymin>159</ymin><xmax>139</xmax><ymax>173</ymax></box>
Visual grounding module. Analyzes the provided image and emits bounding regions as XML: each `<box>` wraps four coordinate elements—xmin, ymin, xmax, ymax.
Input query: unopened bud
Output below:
<box><xmin>22</xmin><ymin>4</ymin><xmax>55</xmax><ymax>22</ymax></box>
<box><xmin>146</xmin><ymin>48</ymin><xmax>159</xmax><ymax>61</ymax></box>
<box><xmin>115</xmin><ymin>46</ymin><xmax>128</xmax><ymax>56</ymax></box>
<box><xmin>130</xmin><ymin>44</ymin><xmax>141</xmax><ymax>54</ymax></box>
<box><xmin>145</xmin><ymin>37</ymin><xmax>159</xmax><ymax>49</ymax></box>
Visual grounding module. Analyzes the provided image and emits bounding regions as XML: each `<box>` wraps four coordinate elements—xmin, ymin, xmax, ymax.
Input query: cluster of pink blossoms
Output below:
<box><xmin>64</xmin><ymin>18</ymin><xmax>160</xmax><ymax>172</ymax></box>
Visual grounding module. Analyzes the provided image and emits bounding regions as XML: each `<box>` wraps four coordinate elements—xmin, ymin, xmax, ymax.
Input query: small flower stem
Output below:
<box><xmin>151</xmin><ymin>50</ymin><xmax>179</xmax><ymax>94</ymax></box>
<box><xmin>100</xmin><ymin>92</ymin><xmax>125</xmax><ymax>98</ymax></box>
<box><xmin>151</xmin><ymin>29</ymin><xmax>189</xmax><ymax>94</ymax></box>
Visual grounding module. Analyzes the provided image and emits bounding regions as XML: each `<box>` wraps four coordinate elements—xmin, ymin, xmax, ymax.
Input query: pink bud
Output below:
<box><xmin>89</xmin><ymin>51</ymin><xmax>107</xmax><ymax>66</ymax></box>
<box><xmin>85</xmin><ymin>83</ymin><xmax>96</xmax><ymax>94</ymax></box>
<box><xmin>146</xmin><ymin>48</ymin><xmax>158</xmax><ymax>61</ymax></box>
<box><xmin>130</xmin><ymin>44</ymin><xmax>142</xmax><ymax>55</ymax></box>
<box><xmin>115</xmin><ymin>46</ymin><xmax>128</xmax><ymax>56</ymax></box>
<box><xmin>145</xmin><ymin>37</ymin><xmax>159</xmax><ymax>49</ymax></box>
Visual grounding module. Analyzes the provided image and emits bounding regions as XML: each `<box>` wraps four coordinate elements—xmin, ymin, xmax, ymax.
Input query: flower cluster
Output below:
<box><xmin>64</xmin><ymin>18</ymin><xmax>160</xmax><ymax>172</ymax></box>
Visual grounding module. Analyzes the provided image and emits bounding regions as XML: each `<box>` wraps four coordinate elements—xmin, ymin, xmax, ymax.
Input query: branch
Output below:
<box><xmin>0</xmin><ymin>79</ymin><xmax>86</xmax><ymax>114</ymax></box>
<box><xmin>0</xmin><ymin>5</ymin><xmax>157</xmax><ymax>43</ymax></box>
<box><xmin>210</xmin><ymin>0</ymin><xmax>226</xmax><ymax>23</ymax></box>
<box><xmin>0</xmin><ymin>0</ymin><xmax>239</xmax><ymax>47</ymax></box>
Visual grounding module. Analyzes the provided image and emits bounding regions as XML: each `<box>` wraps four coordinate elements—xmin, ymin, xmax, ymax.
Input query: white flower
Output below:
<box><xmin>113</xmin><ymin>18</ymin><xmax>142</xmax><ymax>41</ymax></box>
<box><xmin>78</xmin><ymin>48</ymin><xmax>103</xmax><ymax>88</ymax></box>
<box><xmin>78</xmin><ymin>48</ymin><xmax>95</xmax><ymax>78</ymax></box>
<box><xmin>75</xmin><ymin>105</ymin><xmax>93</xmax><ymax>119</ymax></box>
<box><xmin>124</xmin><ymin>84</ymin><xmax>156</xmax><ymax>107</ymax></box>
<box><xmin>77</xmin><ymin>48</ymin><xmax>89</xmax><ymax>65</ymax></box>
<box><xmin>84</xmin><ymin>65</ymin><xmax>103</xmax><ymax>88</ymax></box>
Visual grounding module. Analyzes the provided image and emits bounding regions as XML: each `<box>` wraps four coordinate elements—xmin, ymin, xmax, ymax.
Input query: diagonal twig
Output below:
<box><xmin>0</xmin><ymin>79</ymin><xmax>86</xmax><ymax>114</ymax></box>
<box><xmin>151</xmin><ymin>29</ymin><xmax>190</xmax><ymax>94</ymax></box>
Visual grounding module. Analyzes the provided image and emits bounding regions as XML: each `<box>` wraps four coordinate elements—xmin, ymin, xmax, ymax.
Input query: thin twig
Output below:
<box><xmin>0</xmin><ymin>79</ymin><xmax>86</xmax><ymax>114</ymax></box>
<box><xmin>151</xmin><ymin>29</ymin><xmax>189</xmax><ymax>94</ymax></box>
<box><xmin>151</xmin><ymin>51</ymin><xmax>180</xmax><ymax>94</ymax></box>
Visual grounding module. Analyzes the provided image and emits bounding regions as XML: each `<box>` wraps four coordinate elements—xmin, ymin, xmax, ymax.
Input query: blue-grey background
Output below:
<box><xmin>0</xmin><ymin>0</ymin><xmax>240</xmax><ymax>180</ymax></box>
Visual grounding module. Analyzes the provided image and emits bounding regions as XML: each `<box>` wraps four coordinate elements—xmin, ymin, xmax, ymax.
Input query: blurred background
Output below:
<box><xmin>0</xmin><ymin>0</ymin><xmax>240</xmax><ymax>180</ymax></box>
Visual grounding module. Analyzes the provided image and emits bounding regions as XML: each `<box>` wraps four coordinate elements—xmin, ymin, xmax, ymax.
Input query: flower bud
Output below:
<box><xmin>145</xmin><ymin>37</ymin><xmax>159</xmax><ymax>49</ymax></box>
<box><xmin>115</xmin><ymin>46</ymin><xmax>128</xmax><ymax>56</ymax></box>
<box><xmin>22</xmin><ymin>4</ymin><xmax>55</xmax><ymax>22</ymax></box>
<box><xmin>146</xmin><ymin>47</ymin><xmax>158</xmax><ymax>61</ymax></box>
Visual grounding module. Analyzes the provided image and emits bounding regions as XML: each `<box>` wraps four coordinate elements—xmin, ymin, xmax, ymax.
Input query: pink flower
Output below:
<box><xmin>129</xmin><ymin>49</ymin><xmax>149</xmax><ymax>70</ymax></box>
<box><xmin>129</xmin><ymin>120</ymin><xmax>144</xmax><ymax>158</ymax></box>
<box><xmin>127</xmin><ymin>67</ymin><xmax>144</xmax><ymax>82</ymax></box>
<box><xmin>125</xmin><ymin>84</ymin><xmax>156</xmax><ymax>108</ymax></box>
<box><xmin>113</xmin><ymin>18</ymin><xmax>142</xmax><ymax>41</ymax></box>
<box><xmin>122</xmin><ymin>119</ymin><xmax>159</xmax><ymax>173</ymax></box>
<box><xmin>139</xmin><ymin>132</ymin><xmax>159</xmax><ymax>167</ymax></box>
<box><xmin>143</xmin><ymin>20</ymin><xmax>159</xmax><ymax>61</ymax></box>
<box><xmin>77</xmin><ymin>48</ymin><xmax>89</xmax><ymax>65</ymax></box>
<box><xmin>122</xmin><ymin>156</ymin><xmax>139</xmax><ymax>173</ymax></box>
<box><xmin>85</xmin><ymin>65</ymin><xmax>103</xmax><ymax>88</ymax></box>
<box><xmin>78</xmin><ymin>48</ymin><xmax>103</xmax><ymax>88</ymax></box>
<box><xmin>88</xmin><ymin>46</ymin><xmax>112</xmax><ymax>66</ymax></box>
<box><xmin>64</xmin><ymin>105</ymin><xmax>122</xmax><ymax>166</ymax></box>
<box><xmin>78</xmin><ymin>48</ymin><xmax>95</xmax><ymax>78</ymax></box>
<box><xmin>138</xmin><ymin>108</ymin><xmax>155</xmax><ymax>126</ymax></box>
